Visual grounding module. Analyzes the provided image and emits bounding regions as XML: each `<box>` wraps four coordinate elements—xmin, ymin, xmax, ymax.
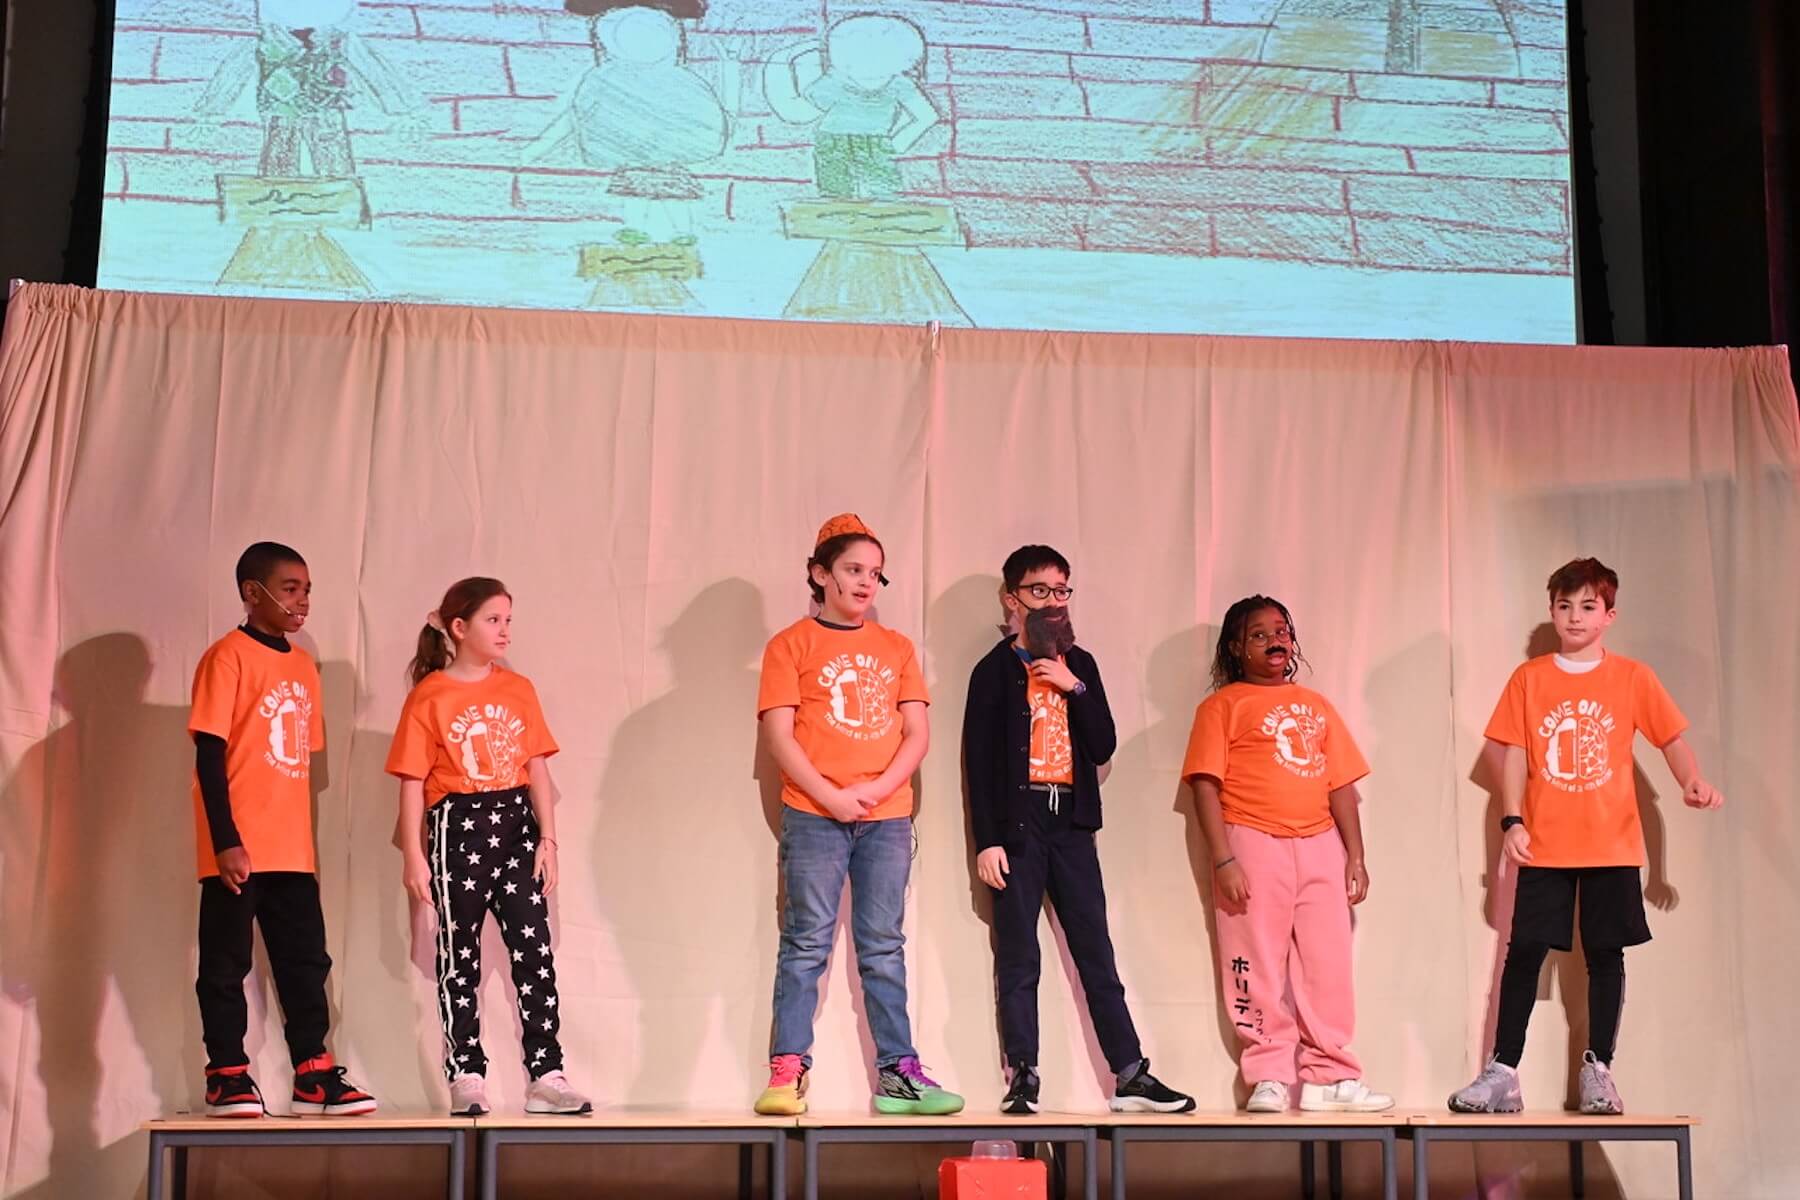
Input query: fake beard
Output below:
<box><xmin>1022</xmin><ymin>605</ymin><xmax>1076</xmax><ymax>659</ymax></box>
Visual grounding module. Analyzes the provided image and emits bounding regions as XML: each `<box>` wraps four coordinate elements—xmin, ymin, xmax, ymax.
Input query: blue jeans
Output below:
<box><xmin>770</xmin><ymin>807</ymin><xmax>916</xmax><ymax>1069</ymax></box>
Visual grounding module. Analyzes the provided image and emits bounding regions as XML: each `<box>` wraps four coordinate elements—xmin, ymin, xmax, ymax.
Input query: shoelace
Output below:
<box><xmin>895</xmin><ymin>1057</ymin><xmax>940</xmax><ymax>1088</ymax></box>
<box><xmin>768</xmin><ymin>1057</ymin><xmax>805</xmax><ymax>1087</ymax></box>
<box><xmin>315</xmin><ymin>1065</ymin><xmax>369</xmax><ymax>1097</ymax></box>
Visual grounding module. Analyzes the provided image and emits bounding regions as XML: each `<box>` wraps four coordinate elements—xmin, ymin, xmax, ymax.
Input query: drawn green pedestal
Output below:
<box><xmin>216</xmin><ymin>175</ymin><xmax>372</xmax><ymax>292</ymax></box>
<box><xmin>577</xmin><ymin>241</ymin><xmax>702</xmax><ymax>310</ymax></box>
<box><xmin>781</xmin><ymin>200</ymin><xmax>970</xmax><ymax>325</ymax></box>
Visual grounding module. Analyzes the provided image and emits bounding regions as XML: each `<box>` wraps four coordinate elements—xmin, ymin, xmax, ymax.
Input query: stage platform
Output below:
<box><xmin>142</xmin><ymin>1106</ymin><xmax>1699</xmax><ymax>1200</ymax></box>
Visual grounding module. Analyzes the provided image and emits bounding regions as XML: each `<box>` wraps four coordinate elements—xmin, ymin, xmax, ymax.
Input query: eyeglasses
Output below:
<box><xmin>1245</xmin><ymin>626</ymin><xmax>1292</xmax><ymax>645</ymax></box>
<box><xmin>1015</xmin><ymin>584</ymin><xmax>1074</xmax><ymax>602</ymax></box>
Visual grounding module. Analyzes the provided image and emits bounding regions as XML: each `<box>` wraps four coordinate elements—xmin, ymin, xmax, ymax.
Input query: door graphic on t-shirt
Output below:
<box><xmin>1029</xmin><ymin>693</ymin><xmax>1072</xmax><ymax>780</ymax></box>
<box><xmin>268</xmin><ymin>696</ymin><xmax>302</xmax><ymax>766</ymax></box>
<box><xmin>259</xmin><ymin>680</ymin><xmax>312</xmax><ymax>779</ymax></box>
<box><xmin>448</xmin><ymin>702</ymin><xmax>528</xmax><ymax>790</ymax></box>
<box><xmin>1544</xmin><ymin>713</ymin><xmax>1609</xmax><ymax>784</ymax></box>
<box><xmin>830</xmin><ymin>668</ymin><xmax>867</xmax><ymax>727</ymax></box>
<box><xmin>1274</xmin><ymin>714</ymin><xmax>1316</xmax><ymax>767</ymax></box>
<box><xmin>460</xmin><ymin>718</ymin><xmax>497</xmax><ymax>781</ymax></box>
<box><xmin>1260</xmin><ymin>702</ymin><xmax>1327</xmax><ymax>779</ymax></box>
<box><xmin>820</xmin><ymin>653</ymin><xmax>897</xmax><ymax>741</ymax></box>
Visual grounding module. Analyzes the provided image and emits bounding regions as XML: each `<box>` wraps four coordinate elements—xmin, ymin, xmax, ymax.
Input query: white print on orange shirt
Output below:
<box><xmin>1260</xmin><ymin>702</ymin><xmax>1328</xmax><ymax>779</ymax></box>
<box><xmin>446</xmin><ymin>702</ymin><xmax>528</xmax><ymax>789</ymax></box>
<box><xmin>1029</xmin><ymin>688</ymin><xmax>1072</xmax><ymax>781</ymax></box>
<box><xmin>817</xmin><ymin>652</ymin><xmax>898</xmax><ymax>742</ymax></box>
<box><xmin>258</xmin><ymin>680</ymin><xmax>313</xmax><ymax>779</ymax></box>
<box><xmin>1536</xmin><ymin>698</ymin><xmax>1616</xmax><ymax>792</ymax></box>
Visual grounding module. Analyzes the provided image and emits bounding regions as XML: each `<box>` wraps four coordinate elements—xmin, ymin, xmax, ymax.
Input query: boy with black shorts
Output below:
<box><xmin>1450</xmin><ymin>558</ymin><xmax>1724</xmax><ymax>1114</ymax></box>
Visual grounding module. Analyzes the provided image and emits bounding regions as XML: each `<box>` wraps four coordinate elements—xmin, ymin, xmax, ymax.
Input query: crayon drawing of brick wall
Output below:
<box><xmin>106</xmin><ymin>0</ymin><xmax>1568</xmax><ymax>277</ymax></box>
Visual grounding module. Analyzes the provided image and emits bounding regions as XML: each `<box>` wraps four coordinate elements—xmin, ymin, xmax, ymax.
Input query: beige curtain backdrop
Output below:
<box><xmin>0</xmin><ymin>284</ymin><xmax>1794</xmax><ymax>1199</ymax></box>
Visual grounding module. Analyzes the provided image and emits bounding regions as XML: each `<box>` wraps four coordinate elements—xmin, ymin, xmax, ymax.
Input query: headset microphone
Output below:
<box><xmin>251</xmin><ymin>579</ymin><xmax>295</xmax><ymax>618</ymax></box>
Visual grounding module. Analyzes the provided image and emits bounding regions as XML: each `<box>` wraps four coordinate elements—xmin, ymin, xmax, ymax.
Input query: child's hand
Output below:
<box><xmin>1503</xmin><ymin>824</ymin><xmax>1533</xmax><ymax>865</ymax></box>
<box><xmin>825</xmin><ymin>784</ymin><xmax>882</xmax><ymax>823</ymax></box>
<box><xmin>216</xmin><ymin>847</ymin><xmax>252</xmax><ymax>894</ymax></box>
<box><xmin>1028</xmin><ymin>658</ymin><xmax>1080</xmax><ymax>693</ymax></box>
<box><xmin>534</xmin><ymin>839</ymin><xmax>559</xmax><ymax>896</ymax></box>
<box><xmin>402</xmin><ymin>851</ymin><xmax>432</xmax><ymax>903</ymax></box>
<box><xmin>1345</xmin><ymin>858</ymin><xmax>1370</xmax><ymax>905</ymax></box>
<box><xmin>1214</xmin><ymin>859</ymin><xmax>1251</xmax><ymax>916</ymax></box>
<box><xmin>976</xmin><ymin>846</ymin><xmax>1010</xmax><ymax>890</ymax></box>
<box><xmin>1683</xmin><ymin>777</ymin><xmax>1724</xmax><ymax>809</ymax></box>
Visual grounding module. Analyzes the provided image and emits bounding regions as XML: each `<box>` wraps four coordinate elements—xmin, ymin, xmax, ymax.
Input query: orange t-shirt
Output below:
<box><xmin>188</xmin><ymin>629</ymin><xmax>325</xmax><ymax>879</ymax></box>
<box><xmin>1484</xmin><ymin>653</ymin><xmax>1687</xmax><ymax>867</ymax></box>
<box><xmin>1027</xmin><ymin>667</ymin><xmax>1074</xmax><ymax>785</ymax></box>
<box><xmin>1181</xmin><ymin>681</ymin><xmax>1369</xmax><ymax>838</ymax></box>
<box><xmin>386</xmin><ymin>666</ymin><xmax>559</xmax><ymax>806</ymax></box>
<box><xmin>757</xmin><ymin>617</ymin><xmax>930</xmax><ymax>821</ymax></box>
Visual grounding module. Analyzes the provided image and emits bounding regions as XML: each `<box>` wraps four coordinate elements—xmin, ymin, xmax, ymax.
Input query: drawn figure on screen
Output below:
<box><xmin>762</xmin><ymin>16</ymin><xmax>967</xmax><ymax>325</ymax></box>
<box><xmin>764</xmin><ymin>15</ymin><xmax>939</xmax><ymax>202</ymax></box>
<box><xmin>191</xmin><ymin>0</ymin><xmax>421</xmax><ymax>294</ymax></box>
<box><xmin>524</xmin><ymin>2</ymin><xmax>735</xmax><ymax>309</ymax></box>
<box><xmin>193</xmin><ymin>0</ymin><xmax>421</xmax><ymax>178</ymax></box>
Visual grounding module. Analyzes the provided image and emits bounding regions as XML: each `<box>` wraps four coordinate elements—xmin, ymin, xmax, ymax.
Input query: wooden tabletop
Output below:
<box><xmin>1099</xmin><ymin>1109</ymin><xmax>1419</xmax><ymax>1128</ymax></box>
<box><xmin>1409</xmin><ymin>1110</ymin><xmax>1699</xmax><ymax>1128</ymax></box>
<box><xmin>796</xmin><ymin>1111</ymin><xmax>1096</xmax><ymax>1129</ymax></box>
<box><xmin>144</xmin><ymin>1114</ymin><xmax>468</xmax><ymax>1132</ymax></box>
<box><xmin>475</xmin><ymin>1110</ymin><xmax>793</xmax><ymax>1130</ymax></box>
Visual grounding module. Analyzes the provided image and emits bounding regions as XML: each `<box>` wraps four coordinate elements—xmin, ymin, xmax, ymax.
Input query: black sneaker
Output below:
<box><xmin>1001</xmin><ymin>1067</ymin><xmax>1040</xmax><ymax>1115</ymax></box>
<box><xmin>204</xmin><ymin>1065</ymin><xmax>265</xmax><ymax>1118</ymax></box>
<box><xmin>291</xmin><ymin>1053</ymin><xmax>379</xmax><ymax>1116</ymax></box>
<box><xmin>1110</xmin><ymin>1060</ymin><xmax>1196</xmax><ymax>1113</ymax></box>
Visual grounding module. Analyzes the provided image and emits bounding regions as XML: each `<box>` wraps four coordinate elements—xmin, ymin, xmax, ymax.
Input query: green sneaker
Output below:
<box><xmin>873</xmin><ymin>1056</ymin><xmax>964</xmax><ymax>1115</ymax></box>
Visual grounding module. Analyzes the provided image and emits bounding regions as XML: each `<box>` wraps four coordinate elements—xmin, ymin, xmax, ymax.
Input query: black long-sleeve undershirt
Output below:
<box><xmin>194</xmin><ymin>624</ymin><xmax>291</xmax><ymax>858</ymax></box>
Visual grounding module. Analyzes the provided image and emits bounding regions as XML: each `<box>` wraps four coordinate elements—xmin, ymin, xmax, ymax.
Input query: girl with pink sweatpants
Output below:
<box><xmin>1181</xmin><ymin>595</ymin><xmax>1393</xmax><ymax>1114</ymax></box>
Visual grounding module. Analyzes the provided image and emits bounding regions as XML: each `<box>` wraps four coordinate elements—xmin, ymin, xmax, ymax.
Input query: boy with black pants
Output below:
<box><xmin>963</xmin><ymin>545</ymin><xmax>1194</xmax><ymax>1114</ymax></box>
<box><xmin>190</xmin><ymin>542</ymin><xmax>376</xmax><ymax>1118</ymax></box>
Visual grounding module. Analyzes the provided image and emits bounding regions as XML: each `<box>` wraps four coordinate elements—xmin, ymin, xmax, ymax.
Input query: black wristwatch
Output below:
<box><xmin>1500</xmin><ymin>815</ymin><xmax>1524</xmax><ymax>832</ymax></box>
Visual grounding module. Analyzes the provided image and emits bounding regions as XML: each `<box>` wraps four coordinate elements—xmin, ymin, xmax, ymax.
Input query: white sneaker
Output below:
<box><xmin>1245</xmin><ymin>1080</ymin><xmax>1289</xmax><ymax>1112</ymax></box>
<box><xmin>448</xmin><ymin>1073</ymin><xmax>488</xmax><ymax>1116</ymax></box>
<box><xmin>1299</xmin><ymin>1079</ymin><xmax>1394</xmax><ymax>1112</ymax></box>
<box><xmin>525</xmin><ymin>1070</ymin><xmax>593</xmax><ymax>1115</ymax></box>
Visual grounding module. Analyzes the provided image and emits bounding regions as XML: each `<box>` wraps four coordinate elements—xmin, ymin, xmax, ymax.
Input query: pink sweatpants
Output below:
<box><xmin>1215</xmin><ymin>824</ymin><xmax>1361</xmax><ymax>1085</ymax></box>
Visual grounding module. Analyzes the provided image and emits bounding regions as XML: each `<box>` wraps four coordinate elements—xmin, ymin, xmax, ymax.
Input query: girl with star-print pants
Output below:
<box><xmin>426</xmin><ymin>787</ymin><xmax>564</xmax><ymax>1080</ymax></box>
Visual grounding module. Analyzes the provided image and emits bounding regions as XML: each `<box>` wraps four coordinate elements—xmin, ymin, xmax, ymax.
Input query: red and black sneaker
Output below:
<box><xmin>204</xmin><ymin>1065</ymin><xmax>265</xmax><ymax>1118</ymax></box>
<box><xmin>291</xmin><ymin>1054</ymin><xmax>378</xmax><ymax>1117</ymax></box>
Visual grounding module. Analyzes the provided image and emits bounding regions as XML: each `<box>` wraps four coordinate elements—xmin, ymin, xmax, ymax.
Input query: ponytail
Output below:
<box><xmin>406</xmin><ymin>576</ymin><xmax>511</xmax><ymax>687</ymax></box>
<box><xmin>408</xmin><ymin>621</ymin><xmax>454</xmax><ymax>686</ymax></box>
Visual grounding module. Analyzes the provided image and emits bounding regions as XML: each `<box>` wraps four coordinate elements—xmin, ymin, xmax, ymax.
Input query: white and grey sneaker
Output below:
<box><xmin>1578</xmin><ymin>1051</ymin><xmax>1623</xmax><ymax>1115</ymax></box>
<box><xmin>448</xmin><ymin>1073</ymin><xmax>488</xmax><ymax>1117</ymax></box>
<box><xmin>1245</xmin><ymin>1080</ymin><xmax>1289</xmax><ymax>1113</ymax></box>
<box><xmin>1448</xmin><ymin>1059</ymin><xmax>1523</xmax><ymax>1113</ymax></box>
<box><xmin>1300</xmin><ymin>1080</ymin><xmax>1394</xmax><ymax>1112</ymax></box>
<box><xmin>525</xmin><ymin>1070</ymin><xmax>593</xmax><ymax>1115</ymax></box>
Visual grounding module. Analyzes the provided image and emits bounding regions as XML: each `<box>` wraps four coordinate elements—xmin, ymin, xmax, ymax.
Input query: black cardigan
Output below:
<box><xmin>962</xmin><ymin>635</ymin><xmax>1118</xmax><ymax>850</ymax></box>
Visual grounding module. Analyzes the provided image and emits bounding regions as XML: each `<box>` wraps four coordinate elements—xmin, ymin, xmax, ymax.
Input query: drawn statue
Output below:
<box><xmin>194</xmin><ymin>0</ymin><xmax>422</xmax><ymax>176</ymax></box>
<box><xmin>524</xmin><ymin>1</ymin><xmax>736</xmax><ymax>247</ymax></box>
<box><xmin>764</xmin><ymin>15</ymin><xmax>940</xmax><ymax>201</ymax></box>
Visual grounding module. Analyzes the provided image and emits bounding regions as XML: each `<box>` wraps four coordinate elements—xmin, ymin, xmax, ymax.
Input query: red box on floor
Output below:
<box><xmin>938</xmin><ymin>1155</ymin><xmax>1047</xmax><ymax>1199</ymax></box>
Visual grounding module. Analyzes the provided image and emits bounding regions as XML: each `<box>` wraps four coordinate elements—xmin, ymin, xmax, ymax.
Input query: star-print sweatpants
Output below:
<box><xmin>426</xmin><ymin>787</ymin><xmax>564</xmax><ymax>1081</ymax></box>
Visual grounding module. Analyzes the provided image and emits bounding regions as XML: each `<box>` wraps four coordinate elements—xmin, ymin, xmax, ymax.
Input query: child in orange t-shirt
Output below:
<box><xmin>1450</xmin><ymin>558</ymin><xmax>1724</xmax><ymax>1116</ymax></box>
<box><xmin>752</xmin><ymin>514</ymin><xmax>962</xmax><ymax>1117</ymax></box>
<box><xmin>1182</xmin><ymin>595</ymin><xmax>1393</xmax><ymax>1114</ymax></box>
<box><xmin>190</xmin><ymin>542</ymin><xmax>376</xmax><ymax>1118</ymax></box>
<box><xmin>386</xmin><ymin>577</ymin><xmax>590</xmax><ymax>1117</ymax></box>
